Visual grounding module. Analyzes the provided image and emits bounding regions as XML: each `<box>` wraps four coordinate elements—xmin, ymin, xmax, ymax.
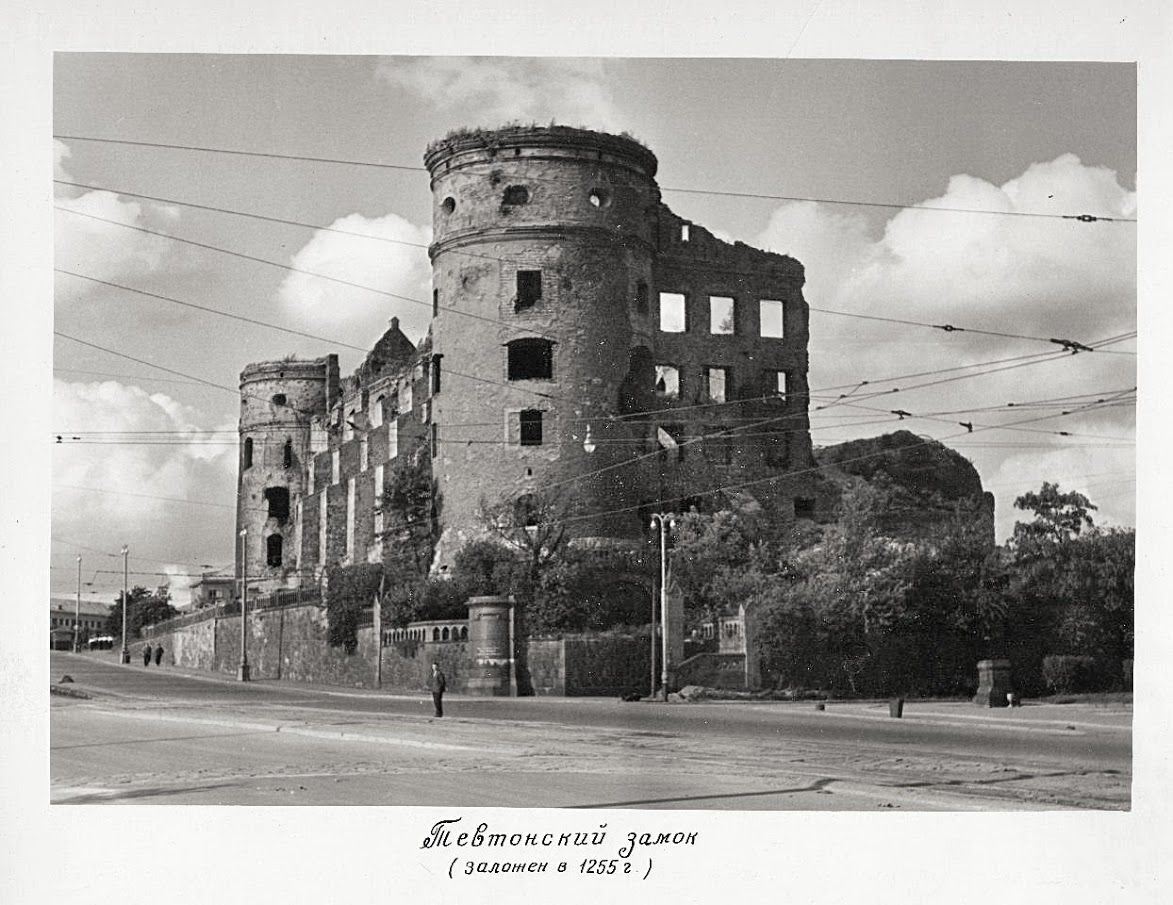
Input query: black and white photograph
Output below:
<box><xmin>4</xmin><ymin>2</ymin><xmax>1171</xmax><ymax>903</ymax></box>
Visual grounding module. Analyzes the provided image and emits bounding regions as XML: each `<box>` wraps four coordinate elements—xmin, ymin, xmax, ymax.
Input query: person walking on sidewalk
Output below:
<box><xmin>154</xmin><ymin>644</ymin><xmax>164</xmax><ymax>666</ymax></box>
<box><xmin>428</xmin><ymin>662</ymin><xmax>447</xmax><ymax>718</ymax></box>
<box><xmin>142</xmin><ymin>644</ymin><xmax>152</xmax><ymax>667</ymax></box>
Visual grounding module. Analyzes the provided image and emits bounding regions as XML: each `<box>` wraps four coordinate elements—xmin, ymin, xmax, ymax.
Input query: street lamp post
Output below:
<box><xmin>238</xmin><ymin>528</ymin><xmax>250</xmax><ymax>681</ymax></box>
<box><xmin>74</xmin><ymin>555</ymin><xmax>81</xmax><ymax>653</ymax></box>
<box><xmin>650</xmin><ymin>513</ymin><xmax>675</xmax><ymax>701</ymax></box>
<box><xmin>119</xmin><ymin>545</ymin><xmax>130</xmax><ymax>663</ymax></box>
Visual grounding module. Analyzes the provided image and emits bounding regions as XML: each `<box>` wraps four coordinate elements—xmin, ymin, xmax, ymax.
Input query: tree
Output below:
<box><xmin>478</xmin><ymin>487</ymin><xmax>570</xmax><ymax>585</ymax></box>
<box><xmin>381</xmin><ymin>441</ymin><xmax>439</xmax><ymax>580</ymax></box>
<box><xmin>1011</xmin><ymin>481</ymin><xmax>1097</xmax><ymax>550</ymax></box>
<box><xmin>105</xmin><ymin>586</ymin><xmax>176</xmax><ymax>640</ymax></box>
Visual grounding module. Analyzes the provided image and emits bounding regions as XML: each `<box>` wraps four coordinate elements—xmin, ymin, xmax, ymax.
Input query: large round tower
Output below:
<box><xmin>424</xmin><ymin>126</ymin><xmax>662</xmax><ymax>547</ymax></box>
<box><xmin>236</xmin><ymin>357</ymin><xmax>336</xmax><ymax>594</ymax></box>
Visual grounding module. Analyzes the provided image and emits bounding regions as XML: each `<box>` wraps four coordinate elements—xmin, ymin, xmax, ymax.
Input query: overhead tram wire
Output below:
<box><xmin>55</xmin><ymin>205</ymin><xmax>562</xmax><ymax>345</ymax></box>
<box><xmin>53</xmin><ymin>134</ymin><xmax>1136</xmax><ymax>223</ymax></box>
<box><xmin>56</xmin><ymin>181</ymin><xmax>1131</xmax><ymax>359</ymax></box>
<box><xmin>538</xmin><ymin>394</ymin><xmax>1131</xmax><ymax>533</ymax></box>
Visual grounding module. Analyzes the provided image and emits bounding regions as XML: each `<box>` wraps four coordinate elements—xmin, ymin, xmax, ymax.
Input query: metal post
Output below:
<box><xmin>120</xmin><ymin>545</ymin><xmax>130</xmax><ymax>663</ymax></box>
<box><xmin>650</xmin><ymin>573</ymin><xmax>657</xmax><ymax>699</ymax></box>
<box><xmin>238</xmin><ymin>529</ymin><xmax>250</xmax><ymax>681</ymax></box>
<box><xmin>74</xmin><ymin>555</ymin><xmax>81</xmax><ymax>653</ymax></box>
<box><xmin>651</xmin><ymin>513</ymin><xmax>674</xmax><ymax>701</ymax></box>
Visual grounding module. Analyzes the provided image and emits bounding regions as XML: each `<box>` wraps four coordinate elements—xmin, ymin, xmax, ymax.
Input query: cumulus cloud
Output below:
<box><xmin>377</xmin><ymin>57</ymin><xmax>628</xmax><ymax>133</ymax></box>
<box><xmin>757</xmin><ymin>155</ymin><xmax>1136</xmax><ymax>539</ymax></box>
<box><xmin>277</xmin><ymin>211</ymin><xmax>433</xmax><ymax>343</ymax></box>
<box><xmin>52</xmin><ymin>379</ymin><xmax>238</xmax><ymax>596</ymax></box>
<box><xmin>54</xmin><ymin>139</ymin><xmax>182</xmax><ymax>288</ymax></box>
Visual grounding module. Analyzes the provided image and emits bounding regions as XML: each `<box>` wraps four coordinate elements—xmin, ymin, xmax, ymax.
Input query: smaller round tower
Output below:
<box><xmin>236</xmin><ymin>356</ymin><xmax>337</xmax><ymax>594</ymax></box>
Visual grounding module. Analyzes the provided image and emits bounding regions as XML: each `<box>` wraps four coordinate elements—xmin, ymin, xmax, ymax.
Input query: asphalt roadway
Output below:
<box><xmin>49</xmin><ymin>650</ymin><xmax>1131</xmax><ymax>809</ymax></box>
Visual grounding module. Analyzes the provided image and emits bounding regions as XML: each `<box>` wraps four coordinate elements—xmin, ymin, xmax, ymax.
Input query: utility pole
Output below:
<box><xmin>120</xmin><ymin>545</ymin><xmax>130</xmax><ymax>663</ymax></box>
<box><xmin>74</xmin><ymin>555</ymin><xmax>81</xmax><ymax>653</ymax></box>
<box><xmin>650</xmin><ymin>513</ymin><xmax>675</xmax><ymax>701</ymax></box>
<box><xmin>238</xmin><ymin>529</ymin><xmax>250</xmax><ymax>681</ymax></box>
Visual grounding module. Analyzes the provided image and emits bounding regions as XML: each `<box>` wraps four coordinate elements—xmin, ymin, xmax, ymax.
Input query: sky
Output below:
<box><xmin>47</xmin><ymin>54</ymin><xmax>1138</xmax><ymax>605</ymax></box>
<box><xmin>5</xmin><ymin>3</ymin><xmax>1171</xmax><ymax>903</ymax></box>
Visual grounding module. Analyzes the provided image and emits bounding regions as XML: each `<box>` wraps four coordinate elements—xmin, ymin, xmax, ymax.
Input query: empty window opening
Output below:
<box><xmin>795</xmin><ymin>497</ymin><xmax>816</xmax><ymax>520</ymax></box>
<box><xmin>507</xmin><ymin>338</ymin><xmax>554</xmax><ymax>380</ymax></box>
<box><xmin>265</xmin><ymin>486</ymin><xmax>290</xmax><ymax>523</ymax></box>
<box><xmin>589</xmin><ymin>188</ymin><xmax>611</xmax><ymax>208</ymax></box>
<box><xmin>516</xmin><ymin>270</ymin><xmax>542</xmax><ymax>310</ymax></box>
<box><xmin>654</xmin><ymin>365</ymin><xmax>680</xmax><ymax>398</ymax></box>
<box><xmin>371</xmin><ymin>396</ymin><xmax>384</xmax><ymax>428</ymax></box>
<box><xmin>659</xmin><ymin>292</ymin><xmax>687</xmax><ymax>333</ymax></box>
<box><xmin>271</xmin><ymin>393</ymin><xmax>287</xmax><ymax>406</ymax></box>
<box><xmin>243</xmin><ymin>437</ymin><xmax>253</xmax><ymax>469</ymax></box>
<box><xmin>441</xmin><ymin>196</ymin><xmax>455</xmax><ymax>215</ymax></box>
<box><xmin>283</xmin><ymin>439</ymin><xmax>293</xmax><ymax>469</ymax></box>
<box><xmin>705</xmin><ymin>367</ymin><xmax>729</xmax><ymax>403</ymax></box>
<box><xmin>266</xmin><ymin>534</ymin><xmax>284</xmax><ymax>567</ymax></box>
<box><xmin>432</xmin><ymin>289</ymin><xmax>439</xmax><ymax>317</ymax></box>
<box><xmin>681</xmin><ymin>223</ymin><xmax>691</xmax><ymax>242</ymax></box>
<box><xmin>433</xmin><ymin>628</ymin><xmax>440</xmax><ymax>642</ymax></box>
<box><xmin>442</xmin><ymin>627</ymin><xmax>450</xmax><ymax>641</ymax></box>
<box><xmin>766</xmin><ymin>370</ymin><xmax>789</xmax><ymax>398</ymax></box>
<box><xmin>659</xmin><ymin>423</ymin><xmax>685</xmax><ymax>463</ymax></box>
<box><xmin>760</xmin><ymin>299</ymin><xmax>785</xmax><ymax>338</ymax></box>
<box><xmin>710</xmin><ymin>296</ymin><xmax>736</xmax><ymax>334</ymax></box>
<box><xmin>502</xmin><ymin>185</ymin><xmax>530</xmax><ymax>206</ymax></box>
<box><xmin>519</xmin><ymin>410</ymin><xmax>544</xmax><ymax>446</ymax></box>
<box><xmin>431</xmin><ymin>355</ymin><xmax>442</xmax><ymax>394</ymax></box>
<box><xmin>461</xmin><ymin>626</ymin><xmax>468</xmax><ymax>640</ymax></box>
<box><xmin>635</xmin><ymin>281</ymin><xmax>649</xmax><ymax>315</ymax></box>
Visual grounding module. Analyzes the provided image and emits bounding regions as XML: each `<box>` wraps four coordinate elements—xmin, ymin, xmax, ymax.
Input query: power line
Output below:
<box><xmin>810</xmin><ymin>306</ymin><xmax>1136</xmax><ymax>355</ymax></box>
<box><xmin>53</xmin><ymin>133</ymin><xmax>1136</xmax><ymax>223</ymax></box>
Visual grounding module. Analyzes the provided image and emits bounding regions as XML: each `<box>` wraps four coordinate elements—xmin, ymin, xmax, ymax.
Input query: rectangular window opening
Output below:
<box><xmin>265</xmin><ymin>486</ymin><xmax>291</xmax><ymax>523</ymax></box>
<box><xmin>705</xmin><ymin>367</ymin><xmax>729</xmax><ymax>403</ymax></box>
<box><xmin>654</xmin><ymin>365</ymin><xmax>680</xmax><ymax>398</ymax></box>
<box><xmin>681</xmin><ymin>224</ymin><xmax>691</xmax><ymax>242</ymax></box>
<box><xmin>795</xmin><ymin>497</ymin><xmax>816</xmax><ymax>520</ymax></box>
<box><xmin>516</xmin><ymin>270</ymin><xmax>542</xmax><ymax>310</ymax></box>
<box><xmin>519</xmin><ymin>410</ymin><xmax>544</xmax><ymax>446</ymax></box>
<box><xmin>710</xmin><ymin>296</ymin><xmax>735</xmax><ymax>335</ymax></box>
<box><xmin>659</xmin><ymin>292</ymin><xmax>687</xmax><ymax>333</ymax></box>
<box><xmin>760</xmin><ymin>299</ymin><xmax>785</xmax><ymax>338</ymax></box>
<box><xmin>508</xmin><ymin>339</ymin><xmax>554</xmax><ymax>381</ymax></box>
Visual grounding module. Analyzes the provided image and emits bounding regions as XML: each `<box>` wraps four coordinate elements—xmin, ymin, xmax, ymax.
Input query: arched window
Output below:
<box><xmin>266</xmin><ymin>534</ymin><xmax>283</xmax><ymax>567</ymax></box>
<box><xmin>442</xmin><ymin>627</ymin><xmax>450</xmax><ymax>641</ymax></box>
<box><xmin>460</xmin><ymin>626</ymin><xmax>468</xmax><ymax>641</ymax></box>
<box><xmin>433</xmin><ymin>628</ymin><xmax>440</xmax><ymax>642</ymax></box>
<box><xmin>243</xmin><ymin>437</ymin><xmax>253</xmax><ymax>469</ymax></box>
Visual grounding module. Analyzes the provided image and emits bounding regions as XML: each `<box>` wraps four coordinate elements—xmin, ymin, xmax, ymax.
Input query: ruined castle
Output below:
<box><xmin>235</xmin><ymin>125</ymin><xmax>815</xmax><ymax>592</ymax></box>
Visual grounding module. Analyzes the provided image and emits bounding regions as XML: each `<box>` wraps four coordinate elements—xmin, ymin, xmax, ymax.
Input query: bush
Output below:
<box><xmin>1042</xmin><ymin>654</ymin><xmax>1114</xmax><ymax>693</ymax></box>
<box><xmin>325</xmin><ymin>563</ymin><xmax>383</xmax><ymax>653</ymax></box>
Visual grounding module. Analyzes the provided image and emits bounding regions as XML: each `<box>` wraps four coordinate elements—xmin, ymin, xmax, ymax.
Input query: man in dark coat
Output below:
<box><xmin>142</xmin><ymin>644</ymin><xmax>152</xmax><ymax>667</ymax></box>
<box><xmin>428</xmin><ymin>662</ymin><xmax>447</xmax><ymax>718</ymax></box>
<box><xmin>154</xmin><ymin>644</ymin><xmax>164</xmax><ymax>666</ymax></box>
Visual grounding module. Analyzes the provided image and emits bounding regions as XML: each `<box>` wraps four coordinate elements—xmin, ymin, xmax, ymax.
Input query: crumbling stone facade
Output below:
<box><xmin>236</xmin><ymin>125</ymin><xmax>815</xmax><ymax>592</ymax></box>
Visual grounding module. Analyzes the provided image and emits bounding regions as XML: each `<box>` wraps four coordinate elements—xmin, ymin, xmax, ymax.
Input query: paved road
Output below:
<box><xmin>49</xmin><ymin>651</ymin><xmax>1131</xmax><ymax>809</ymax></box>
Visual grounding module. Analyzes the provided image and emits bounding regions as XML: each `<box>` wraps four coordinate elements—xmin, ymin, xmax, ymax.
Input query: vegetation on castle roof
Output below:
<box><xmin>426</xmin><ymin>122</ymin><xmax>649</xmax><ymax>156</ymax></box>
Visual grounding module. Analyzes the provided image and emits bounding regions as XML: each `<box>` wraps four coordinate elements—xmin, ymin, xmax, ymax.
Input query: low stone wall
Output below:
<box><xmin>676</xmin><ymin>652</ymin><xmax>748</xmax><ymax>690</ymax></box>
<box><xmin>144</xmin><ymin>608</ymin><xmax>655</xmax><ymax>697</ymax></box>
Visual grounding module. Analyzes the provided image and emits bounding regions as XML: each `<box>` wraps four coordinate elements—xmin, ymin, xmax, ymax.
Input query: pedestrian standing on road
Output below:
<box><xmin>142</xmin><ymin>644</ymin><xmax>152</xmax><ymax>667</ymax></box>
<box><xmin>154</xmin><ymin>644</ymin><xmax>164</xmax><ymax>666</ymax></box>
<box><xmin>428</xmin><ymin>662</ymin><xmax>446</xmax><ymax>718</ymax></box>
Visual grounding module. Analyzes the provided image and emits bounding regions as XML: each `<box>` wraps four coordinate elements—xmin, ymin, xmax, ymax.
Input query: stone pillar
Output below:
<box><xmin>466</xmin><ymin>595</ymin><xmax>514</xmax><ymax>696</ymax></box>
<box><xmin>973</xmin><ymin>658</ymin><xmax>1013</xmax><ymax>707</ymax></box>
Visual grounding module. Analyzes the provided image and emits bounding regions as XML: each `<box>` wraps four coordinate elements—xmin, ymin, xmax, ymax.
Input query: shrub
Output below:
<box><xmin>325</xmin><ymin>563</ymin><xmax>383</xmax><ymax>653</ymax></box>
<box><xmin>1042</xmin><ymin>654</ymin><xmax>1111</xmax><ymax>693</ymax></box>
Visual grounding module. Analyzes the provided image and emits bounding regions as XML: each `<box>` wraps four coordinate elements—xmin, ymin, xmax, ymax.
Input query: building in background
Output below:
<box><xmin>49</xmin><ymin>596</ymin><xmax>109</xmax><ymax>649</ymax></box>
